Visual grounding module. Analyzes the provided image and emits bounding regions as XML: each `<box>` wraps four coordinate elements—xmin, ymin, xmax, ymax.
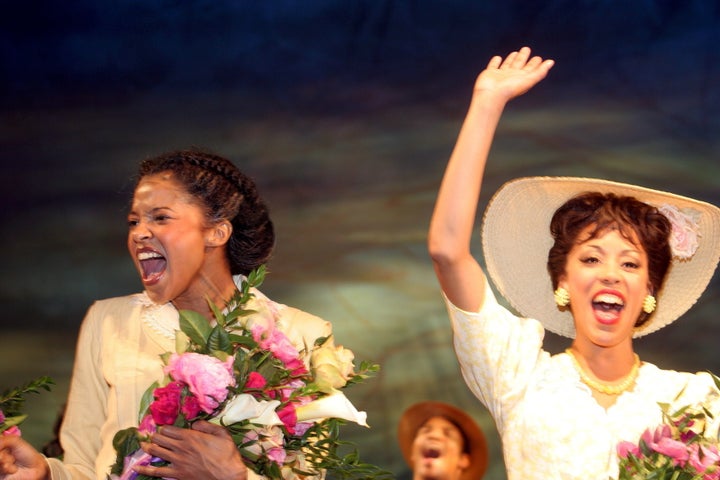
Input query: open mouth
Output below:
<box><xmin>138</xmin><ymin>250</ymin><xmax>167</xmax><ymax>283</ymax></box>
<box><xmin>422</xmin><ymin>447</ymin><xmax>441</xmax><ymax>459</ymax></box>
<box><xmin>592</xmin><ymin>292</ymin><xmax>624</xmax><ymax>322</ymax></box>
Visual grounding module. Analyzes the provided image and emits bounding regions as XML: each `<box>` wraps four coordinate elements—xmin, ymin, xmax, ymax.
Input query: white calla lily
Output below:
<box><xmin>295</xmin><ymin>392</ymin><xmax>368</xmax><ymax>427</ymax></box>
<box><xmin>211</xmin><ymin>394</ymin><xmax>282</xmax><ymax>426</ymax></box>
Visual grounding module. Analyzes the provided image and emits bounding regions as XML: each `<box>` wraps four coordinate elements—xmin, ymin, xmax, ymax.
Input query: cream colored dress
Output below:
<box><xmin>447</xmin><ymin>279</ymin><xmax>720</xmax><ymax>480</ymax></box>
<box><xmin>46</xmin><ymin>285</ymin><xmax>331</xmax><ymax>480</ymax></box>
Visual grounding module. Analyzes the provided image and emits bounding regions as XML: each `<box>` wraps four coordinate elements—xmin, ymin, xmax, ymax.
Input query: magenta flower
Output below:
<box><xmin>655</xmin><ymin>437</ymin><xmax>690</xmax><ymax>466</ymax></box>
<box><xmin>252</xmin><ymin>325</ymin><xmax>301</xmax><ymax>366</ymax></box>
<box><xmin>688</xmin><ymin>443</ymin><xmax>720</xmax><ymax>476</ymax></box>
<box><xmin>246</xmin><ymin>372</ymin><xmax>267</xmax><ymax>391</ymax></box>
<box><xmin>617</xmin><ymin>440</ymin><xmax>641</xmax><ymax>459</ymax></box>
<box><xmin>138</xmin><ymin>414</ymin><xmax>156</xmax><ymax>436</ymax></box>
<box><xmin>149</xmin><ymin>381</ymin><xmax>182</xmax><ymax>425</ymax></box>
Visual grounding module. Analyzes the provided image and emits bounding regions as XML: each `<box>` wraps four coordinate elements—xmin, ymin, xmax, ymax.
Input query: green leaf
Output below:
<box><xmin>178</xmin><ymin>309</ymin><xmax>213</xmax><ymax>349</ymax></box>
<box><xmin>0</xmin><ymin>414</ymin><xmax>27</xmax><ymax>433</ymax></box>
<box><xmin>0</xmin><ymin>376</ymin><xmax>54</xmax><ymax>417</ymax></box>
<box><xmin>208</xmin><ymin>325</ymin><xmax>232</xmax><ymax>353</ymax></box>
<box><xmin>137</xmin><ymin>381</ymin><xmax>159</xmax><ymax>422</ymax></box>
<box><xmin>208</xmin><ymin>296</ymin><xmax>227</xmax><ymax>328</ymax></box>
<box><xmin>110</xmin><ymin>427</ymin><xmax>141</xmax><ymax>475</ymax></box>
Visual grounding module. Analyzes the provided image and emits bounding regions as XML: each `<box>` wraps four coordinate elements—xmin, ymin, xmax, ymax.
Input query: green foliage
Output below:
<box><xmin>0</xmin><ymin>376</ymin><xmax>54</xmax><ymax>434</ymax></box>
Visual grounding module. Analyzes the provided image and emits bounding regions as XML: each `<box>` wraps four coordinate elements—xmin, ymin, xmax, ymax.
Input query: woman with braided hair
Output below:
<box><xmin>0</xmin><ymin>149</ymin><xmax>333</xmax><ymax>480</ymax></box>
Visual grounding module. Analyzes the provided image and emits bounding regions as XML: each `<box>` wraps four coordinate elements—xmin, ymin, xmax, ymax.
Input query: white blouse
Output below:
<box><xmin>447</xmin><ymin>279</ymin><xmax>719</xmax><ymax>480</ymax></box>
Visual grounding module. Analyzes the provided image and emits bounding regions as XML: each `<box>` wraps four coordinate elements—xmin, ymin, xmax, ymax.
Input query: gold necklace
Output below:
<box><xmin>565</xmin><ymin>348</ymin><xmax>641</xmax><ymax>395</ymax></box>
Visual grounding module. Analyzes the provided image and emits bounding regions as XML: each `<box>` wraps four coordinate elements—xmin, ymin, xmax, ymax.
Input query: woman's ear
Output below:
<box><xmin>205</xmin><ymin>220</ymin><xmax>232</xmax><ymax>247</ymax></box>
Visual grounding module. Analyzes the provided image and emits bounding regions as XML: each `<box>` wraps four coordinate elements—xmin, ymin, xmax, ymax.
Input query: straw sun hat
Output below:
<box><xmin>481</xmin><ymin>177</ymin><xmax>720</xmax><ymax>338</ymax></box>
<box><xmin>398</xmin><ymin>401</ymin><xmax>488</xmax><ymax>480</ymax></box>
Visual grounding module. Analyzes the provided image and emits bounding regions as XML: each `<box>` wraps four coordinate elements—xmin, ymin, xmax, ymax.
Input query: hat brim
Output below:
<box><xmin>481</xmin><ymin>176</ymin><xmax>720</xmax><ymax>338</ymax></box>
<box><xmin>398</xmin><ymin>401</ymin><xmax>488</xmax><ymax>480</ymax></box>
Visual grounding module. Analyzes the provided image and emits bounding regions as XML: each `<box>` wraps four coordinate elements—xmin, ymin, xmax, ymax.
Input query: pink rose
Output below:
<box><xmin>165</xmin><ymin>353</ymin><xmax>235</xmax><ymax>414</ymax></box>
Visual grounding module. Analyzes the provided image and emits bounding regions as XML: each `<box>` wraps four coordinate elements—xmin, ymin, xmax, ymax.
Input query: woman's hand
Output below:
<box><xmin>135</xmin><ymin>421</ymin><xmax>248</xmax><ymax>480</ymax></box>
<box><xmin>0</xmin><ymin>436</ymin><xmax>49</xmax><ymax>480</ymax></box>
<box><xmin>474</xmin><ymin>46</ymin><xmax>554</xmax><ymax>102</ymax></box>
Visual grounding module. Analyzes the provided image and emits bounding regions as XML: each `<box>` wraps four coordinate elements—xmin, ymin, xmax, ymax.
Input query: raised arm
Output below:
<box><xmin>428</xmin><ymin>47</ymin><xmax>554</xmax><ymax>311</ymax></box>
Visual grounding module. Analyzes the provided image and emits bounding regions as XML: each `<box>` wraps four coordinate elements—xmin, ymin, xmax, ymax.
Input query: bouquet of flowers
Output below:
<box><xmin>0</xmin><ymin>376</ymin><xmax>54</xmax><ymax>437</ymax></box>
<box><xmin>111</xmin><ymin>266</ymin><xmax>391</xmax><ymax>480</ymax></box>
<box><xmin>617</xmin><ymin>374</ymin><xmax>720</xmax><ymax>480</ymax></box>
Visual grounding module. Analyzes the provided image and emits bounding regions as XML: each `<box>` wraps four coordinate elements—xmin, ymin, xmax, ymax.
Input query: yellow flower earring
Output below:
<box><xmin>642</xmin><ymin>295</ymin><xmax>656</xmax><ymax>314</ymax></box>
<box><xmin>554</xmin><ymin>287</ymin><xmax>570</xmax><ymax>307</ymax></box>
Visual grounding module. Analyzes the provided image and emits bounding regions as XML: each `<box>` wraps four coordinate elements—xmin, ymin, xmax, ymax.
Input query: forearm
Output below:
<box><xmin>428</xmin><ymin>91</ymin><xmax>509</xmax><ymax>309</ymax></box>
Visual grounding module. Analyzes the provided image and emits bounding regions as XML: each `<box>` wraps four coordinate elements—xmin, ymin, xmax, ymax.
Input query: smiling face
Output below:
<box><xmin>559</xmin><ymin>225</ymin><xmax>651</xmax><ymax>349</ymax></box>
<box><xmin>410</xmin><ymin>416</ymin><xmax>470</xmax><ymax>480</ymax></box>
<box><xmin>127</xmin><ymin>172</ymin><xmax>223</xmax><ymax>305</ymax></box>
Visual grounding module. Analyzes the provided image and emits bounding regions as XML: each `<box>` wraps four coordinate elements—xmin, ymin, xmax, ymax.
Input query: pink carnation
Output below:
<box><xmin>246</xmin><ymin>372</ymin><xmax>267</xmax><ymax>390</ymax></box>
<box><xmin>277</xmin><ymin>404</ymin><xmax>298</xmax><ymax>435</ymax></box>
<box><xmin>150</xmin><ymin>381</ymin><xmax>182</xmax><ymax>425</ymax></box>
<box><xmin>165</xmin><ymin>353</ymin><xmax>235</xmax><ymax>414</ymax></box>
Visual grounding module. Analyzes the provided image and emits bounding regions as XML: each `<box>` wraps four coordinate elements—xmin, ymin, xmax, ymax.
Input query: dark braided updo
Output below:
<box><xmin>135</xmin><ymin>149</ymin><xmax>275</xmax><ymax>275</ymax></box>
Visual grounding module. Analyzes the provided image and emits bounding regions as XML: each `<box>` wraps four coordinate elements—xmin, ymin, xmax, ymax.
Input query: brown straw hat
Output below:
<box><xmin>481</xmin><ymin>176</ymin><xmax>720</xmax><ymax>338</ymax></box>
<box><xmin>398</xmin><ymin>401</ymin><xmax>488</xmax><ymax>480</ymax></box>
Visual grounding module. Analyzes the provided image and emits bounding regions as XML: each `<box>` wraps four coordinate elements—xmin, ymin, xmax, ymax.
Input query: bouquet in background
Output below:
<box><xmin>617</xmin><ymin>374</ymin><xmax>720</xmax><ymax>480</ymax></box>
<box><xmin>0</xmin><ymin>376</ymin><xmax>54</xmax><ymax>437</ymax></box>
<box><xmin>111</xmin><ymin>266</ymin><xmax>391</xmax><ymax>480</ymax></box>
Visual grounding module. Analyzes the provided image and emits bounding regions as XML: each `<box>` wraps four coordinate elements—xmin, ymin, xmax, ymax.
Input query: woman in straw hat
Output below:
<box><xmin>428</xmin><ymin>47</ymin><xmax>720</xmax><ymax>479</ymax></box>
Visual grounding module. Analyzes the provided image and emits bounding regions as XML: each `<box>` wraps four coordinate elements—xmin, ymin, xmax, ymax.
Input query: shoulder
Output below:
<box><xmin>86</xmin><ymin>293</ymin><xmax>147</xmax><ymax>314</ymax></box>
<box><xmin>81</xmin><ymin>293</ymin><xmax>150</xmax><ymax>329</ymax></box>
<box><xmin>637</xmin><ymin>362</ymin><xmax>719</xmax><ymax>401</ymax></box>
<box><xmin>251</xmin><ymin>287</ymin><xmax>332</xmax><ymax>340</ymax></box>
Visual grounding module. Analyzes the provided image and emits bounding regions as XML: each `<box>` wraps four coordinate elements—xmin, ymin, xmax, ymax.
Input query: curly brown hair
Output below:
<box><xmin>547</xmin><ymin>192</ymin><xmax>672</xmax><ymax>328</ymax></box>
<box><xmin>135</xmin><ymin>149</ymin><xmax>275</xmax><ymax>275</ymax></box>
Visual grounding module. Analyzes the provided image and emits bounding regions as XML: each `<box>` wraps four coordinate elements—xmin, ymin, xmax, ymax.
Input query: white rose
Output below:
<box><xmin>311</xmin><ymin>343</ymin><xmax>355</xmax><ymax>393</ymax></box>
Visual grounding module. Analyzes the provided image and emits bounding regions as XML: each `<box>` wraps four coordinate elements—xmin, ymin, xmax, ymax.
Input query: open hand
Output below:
<box><xmin>474</xmin><ymin>46</ymin><xmax>555</xmax><ymax>102</ymax></box>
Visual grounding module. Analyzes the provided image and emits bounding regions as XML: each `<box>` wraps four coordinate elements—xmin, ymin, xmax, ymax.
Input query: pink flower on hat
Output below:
<box><xmin>658</xmin><ymin>204</ymin><xmax>701</xmax><ymax>260</ymax></box>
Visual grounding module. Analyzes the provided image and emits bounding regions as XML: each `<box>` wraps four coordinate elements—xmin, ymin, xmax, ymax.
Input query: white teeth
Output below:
<box><xmin>138</xmin><ymin>251</ymin><xmax>163</xmax><ymax>260</ymax></box>
<box><xmin>594</xmin><ymin>293</ymin><xmax>624</xmax><ymax>306</ymax></box>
